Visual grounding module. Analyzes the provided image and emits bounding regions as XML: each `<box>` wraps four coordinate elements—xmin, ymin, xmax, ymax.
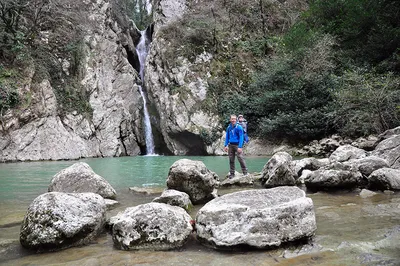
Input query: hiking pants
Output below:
<box><xmin>228</xmin><ymin>144</ymin><xmax>247</xmax><ymax>175</ymax></box>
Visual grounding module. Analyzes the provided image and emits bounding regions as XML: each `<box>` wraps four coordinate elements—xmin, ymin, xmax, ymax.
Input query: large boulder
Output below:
<box><xmin>111</xmin><ymin>202</ymin><xmax>193</xmax><ymax>250</ymax></box>
<box><xmin>166</xmin><ymin>159</ymin><xmax>219</xmax><ymax>204</ymax></box>
<box><xmin>261</xmin><ymin>152</ymin><xmax>296</xmax><ymax>188</ymax></box>
<box><xmin>195</xmin><ymin>187</ymin><xmax>316</xmax><ymax>249</ymax></box>
<box><xmin>20</xmin><ymin>192</ymin><xmax>106</xmax><ymax>251</ymax></box>
<box><xmin>329</xmin><ymin>145</ymin><xmax>367</xmax><ymax>162</ymax></box>
<box><xmin>292</xmin><ymin>157</ymin><xmax>329</xmax><ymax>178</ymax></box>
<box><xmin>368</xmin><ymin>168</ymin><xmax>400</xmax><ymax>191</ymax></box>
<box><xmin>343</xmin><ymin>156</ymin><xmax>389</xmax><ymax>177</ymax></box>
<box><xmin>351</xmin><ymin>135</ymin><xmax>379</xmax><ymax>151</ymax></box>
<box><xmin>298</xmin><ymin>136</ymin><xmax>341</xmax><ymax>157</ymax></box>
<box><xmin>305</xmin><ymin>169</ymin><xmax>363</xmax><ymax>191</ymax></box>
<box><xmin>48</xmin><ymin>162</ymin><xmax>116</xmax><ymax>199</ymax></box>
<box><xmin>152</xmin><ymin>189</ymin><xmax>193</xmax><ymax>211</ymax></box>
<box><xmin>372</xmin><ymin>132</ymin><xmax>400</xmax><ymax>169</ymax></box>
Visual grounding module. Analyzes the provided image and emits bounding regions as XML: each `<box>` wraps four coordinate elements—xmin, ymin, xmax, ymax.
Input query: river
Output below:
<box><xmin>0</xmin><ymin>156</ymin><xmax>399</xmax><ymax>265</ymax></box>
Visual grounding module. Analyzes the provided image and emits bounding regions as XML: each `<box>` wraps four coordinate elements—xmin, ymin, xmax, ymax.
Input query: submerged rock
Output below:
<box><xmin>129</xmin><ymin>186</ymin><xmax>164</xmax><ymax>195</ymax></box>
<box><xmin>48</xmin><ymin>162</ymin><xmax>116</xmax><ymax>199</ymax></box>
<box><xmin>195</xmin><ymin>186</ymin><xmax>316</xmax><ymax>250</ymax></box>
<box><xmin>166</xmin><ymin>159</ymin><xmax>219</xmax><ymax>204</ymax></box>
<box><xmin>111</xmin><ymin>202</ymin><xmax>192</xmax><ymax>250</ymax></box>
<box><xmin>359</xmin><ymin>189</ymin><xmax>378</xmax><ymax>198</ymax></box>
<box><xmin>20</xmin><ymin>192</ymin><xmax>106</xmax><ymax>252</ymax></box>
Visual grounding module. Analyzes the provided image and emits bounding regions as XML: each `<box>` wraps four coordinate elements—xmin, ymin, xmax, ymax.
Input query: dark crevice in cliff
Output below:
<box><xmin>123</xmin><ymin>45</ymin><xmax>140</xmax><ymax>77</ymax></box>
<box><xmin>170</xmin><ymin>131</ymin><xmax>208</xmax><ymax>155</ymax></box>
<box><xmin>138</xmin><ymin>141</ymin><xmax>146</xmax><ymax>155</ymax></box>
<box><xmin>118</xmin><ymin>120</ymin><xmax>128</xmax><ymax>155</ymax></box>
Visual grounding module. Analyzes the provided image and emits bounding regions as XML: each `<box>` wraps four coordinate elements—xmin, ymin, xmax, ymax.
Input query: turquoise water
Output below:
<box><xmin>0</xmin><ymin>155</ymin><xmax>268</xmax><ymax>202</ymax></box>
<box><xmin>1</xmin><ymin>156</ymin><xmax>400</xmax><ymax>265</ymax></box>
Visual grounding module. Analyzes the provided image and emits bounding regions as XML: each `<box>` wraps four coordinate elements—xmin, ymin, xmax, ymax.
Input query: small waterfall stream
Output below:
<box><xmin>136</xmin><ymin>30</ymin><xmax>155</xmax><ymax>155</ymax></box>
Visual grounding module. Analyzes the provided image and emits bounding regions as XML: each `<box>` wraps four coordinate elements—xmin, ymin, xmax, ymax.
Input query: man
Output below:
<box><xmin>238</xmin><ymin>114</ymin><xmax>249</xmax><ymax>144</ymax></box>
<box><xmin>224</xmin><ymin>114</ymin><xmax>248</xmax><ymax>178</ymax></box>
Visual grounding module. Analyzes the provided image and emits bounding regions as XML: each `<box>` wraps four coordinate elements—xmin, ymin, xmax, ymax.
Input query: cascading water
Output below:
<box><xmin>136</xmin><ymin>30</ymin><xmax>155</xmax><ymax>155</ymax></box>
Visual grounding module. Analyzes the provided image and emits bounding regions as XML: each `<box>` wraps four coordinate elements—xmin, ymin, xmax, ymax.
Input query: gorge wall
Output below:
<box><xmin>0</xmin><ymin>0</ymin><xmax>225</xmax><ymax>162</ymax></box>
<box><xmin>1</xmin><ymin>0</ymin><xmax>144</xmax><ymax>161</ymax></box>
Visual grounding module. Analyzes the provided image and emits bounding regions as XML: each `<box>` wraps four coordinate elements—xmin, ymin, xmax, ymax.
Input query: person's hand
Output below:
<box><xmin>224</xmin><ymin>146</ymin><xmax>228</xmax><ymax>152</ymax></box>
<box><xmin>238</xmin><ymin>148</ymin><xmax>243</xmax><ymax>153</ymax></box>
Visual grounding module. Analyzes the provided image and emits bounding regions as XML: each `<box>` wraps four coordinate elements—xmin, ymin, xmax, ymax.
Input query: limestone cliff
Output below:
<box><xmin>0</xmin><ymin>0</ymin><xmax>144</xmax><ymax>161</ymax></box>
<box><xmin>146</xmin><ymin>0</ymin><xmax>223</xmax><ymax>155</ymax></box>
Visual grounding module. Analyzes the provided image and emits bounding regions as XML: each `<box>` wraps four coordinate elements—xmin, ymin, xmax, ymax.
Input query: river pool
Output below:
<box><xmin>0</xmin><ymin>156</ymin><xmax>399</xmax><ymax>265</ymax></box>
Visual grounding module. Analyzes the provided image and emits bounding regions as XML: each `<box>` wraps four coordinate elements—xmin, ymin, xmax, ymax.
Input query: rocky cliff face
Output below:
<box><xmin>0</xmin><ymin>0</ymin><xmax>145</xmax><ymax>161</ymax></box>
<box><xmin>146</xmin><ymin>0</ymin><xmax>223</xmax><ymax>155</ymax></box>
<box><xmin>0</xmin><ymin>0</ymin><xmax>227</xmax><ymax>162</ymax></box>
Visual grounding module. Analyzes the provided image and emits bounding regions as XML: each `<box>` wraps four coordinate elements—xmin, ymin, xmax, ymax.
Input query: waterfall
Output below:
<box><xmin>136</xmin><ymin>30</ymin><xmax>155</xmax><ymax>155</ymax></box>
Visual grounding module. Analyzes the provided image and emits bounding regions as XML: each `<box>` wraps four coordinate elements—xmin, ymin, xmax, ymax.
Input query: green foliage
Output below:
<box><xmin>332</xmin><ymin>70</ymin><xmax>400</xmax><ymax>137</ymax></box>
<box><xmin>234</xmin><ymin>37</ymin><xmax>275</xmax><ymax>57</ymax></box>
<box><xmin>54</xmin><ymin>79</ymin><xmax>93</xmax><ymax>117</ymax></box>
<box><xmin>0</xmin><ymin>0</ymin><xmax>93</xmax><ymax>119</ymax></box>
<box><xmin>259</xmin><ymin>107</ymin><xmax>335</xmax><ymax>140</ymax></box>
<box><xmin>111</xmin><ymin>0</ymin><xmax>153</xmax><ymax>30</ymax></box>
<box><xmin>304</xmin><ymin>0</ymin><xmax>400</xmax><ymax>67</ymax></box>
<box><xmin>64</xmin><ymin>40</ymin><xmax>85</xmax><ymax>77</ymax></box>
<box><xmin>0</xmin><ymin>83</ymin><xmax>19</xmax><ymax>113</ymax></box>
<box><xmin>246</xmin><ymin>49</ymin><xmax>336</xmax><ymax>140</ymax></box>
<box><xmin>199</xmin><ymin>128</ymin><xmax>221</xmax><ymax>146</ymax></box>
<box><xmin>215</xmin><ymin>0</ymin><xmax>400</xmax><ymax>141</ymax></box>
<box><xmin>0</xmin><ymin>65</ymin><xmax>20</xmax><ymax>114</ymax></box>
<box><xmin>283</xmin><ymin>21</ymin><xmax>317</xmax><ymax>54</ymax></box>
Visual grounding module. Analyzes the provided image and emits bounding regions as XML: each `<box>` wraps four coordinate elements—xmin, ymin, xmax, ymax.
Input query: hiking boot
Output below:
<box><xmin>243</xmin><ymin>172</ymin><xmax>249</xmax><ymax>177</ymax></box>
<box><xmin>228</xmin><ymin>174</ymin><xmax>235</xmax><ymax>179</ymax></box>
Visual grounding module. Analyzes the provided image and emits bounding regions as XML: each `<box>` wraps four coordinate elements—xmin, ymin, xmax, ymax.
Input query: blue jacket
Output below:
<box><xmin>224</xmin><ymin>123</ymin><xmax>245</xmax><ymax>148</ymax></box>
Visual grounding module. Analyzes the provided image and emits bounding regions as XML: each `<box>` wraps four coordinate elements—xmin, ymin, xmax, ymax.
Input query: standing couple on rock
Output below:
<box><xmin>223</xmin><ymin>114</ymin><xmax>249</xmax><ymax>179</ymax></box>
